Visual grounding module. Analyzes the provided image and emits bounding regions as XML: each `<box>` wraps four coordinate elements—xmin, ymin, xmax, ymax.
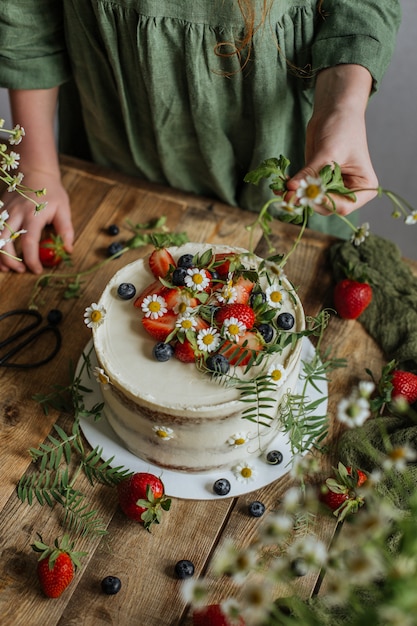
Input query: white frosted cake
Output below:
<box><xmin>91</xmin><ymin>243</ymin><xmax>305</xmax><ymax>473</ymax></box>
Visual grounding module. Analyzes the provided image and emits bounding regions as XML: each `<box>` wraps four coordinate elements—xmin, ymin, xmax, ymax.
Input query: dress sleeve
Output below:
<box><xmin>312</xmin><ymin>0</ymin><xmax>402</xmax><ymax>91</ymax></box>
<box><xmin>0</xmin><ymin>0</ymin><xmax>71</xmax><ymax>89</ymax></box>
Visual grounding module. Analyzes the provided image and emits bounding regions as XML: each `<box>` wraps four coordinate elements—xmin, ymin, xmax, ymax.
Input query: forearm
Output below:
<box><xmin>9</xmin><ymin>88</ymin><xmax>60</xmax><ymax>177</ymax></box>
<box><xmin>312</xmin><ymin>64</ymin><xmax>373</xmax><ymax>118</ymax></box>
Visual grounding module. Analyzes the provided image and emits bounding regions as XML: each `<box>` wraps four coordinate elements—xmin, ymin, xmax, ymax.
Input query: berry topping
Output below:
<box><xmin>172</xmin><ymin>267</ymin><xmax>188</xmax><ymax>286</ymax></box>
<box><xmin>107</xmin><ymin>241</ymin><xmax>124</xmax><ymax>258</ymax></box>
<box><xmin>153</xmin><ymin>342</ymin><xmax>175</xmax><ymax>362</ymax></box>
<box><xmin>290</xmin><ymin>558</ymin><xmax>308</xmax><ymax>577</ymax></box>
<box><xmin>257</xmin><ymin>323</ymin><xmax>274</xmax><ymax>343</ymax></box>
<box><xmin>174</xmin><ymin>559</ymin><xmax>195</xmax><ymax>579</ymax></box>
<box><xmin>277</xmin><ymin>312</ymin><xmax>295</xmax><ymax>330</ymax></box>
<box><xmin>142</xmin><ymin>311</ymin><xmax>177</xmax><ymax>341</ymax></box>
<box><xmin>219</xmin><ymin>331</ymin><xmax>264</xmax><ymax>366</ymax></box>
<box><xmin>333</xmin><ymin>278</ymin><xmax>372</xmax><ymax>320</ymax></box>
<box><xmin>107</xmin><ymin>224</ymin><xmax>120</xmax><ymax>236</ymax></box>
<box><xmin>101</xmin><ymin>575</ymin><xmax>122</xmax><ymax>595</ymax></box>
<box><xmin>177</xmin><ymin>253</ymin><xmax>195</xmax><ymax>269</ymax></box>
<box><xmin>215</xmin><ymin>303</ymin><xmax>256</xmax><ymax>330</ymax></box>
<box><xmin>248</xmin><ymin>501</ymin><xmax>266</xmax><ymax>517</ymax></box>
<box><xmin>206</xmin><ymin>353</ymin><xmax>230</xmax><ymax>375</ymax></box>
<box><xmin>213</xmin><ymin>478</ymin><xmax>231</xmax><ymax>496</ymax></box>
<box><xmin>149</xmin><ymin>247</ymin><xmax>176</xmax><ymax>279</ymax></box>
<box><xmin>47</xmin><ymin>309</ymin><xmax>63</xmax><ymax>326</ymax></box>
<box><xmin>266</xmin><ymin>450</ymin><xmax>283</xmax><ymax>465</ymax></box>
<box><xmin>174</xmin><ymin>339</ymin><xmax>196</xmax><ymax>363</ymax></box>
<box><xmin>117</xmin><ymin>282</ymin><xmax>136</xmax><ymax>300</ymax></box>
<box><xmin>249</xmin><ymin>290</ymin><xmax>267</xmax><ymax>307</ymax></box>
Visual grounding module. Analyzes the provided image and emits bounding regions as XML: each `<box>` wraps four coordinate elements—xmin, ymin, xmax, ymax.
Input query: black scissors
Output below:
<box><xmin>0</xmin><ymin>309</ymin><xmax>62</xmax><ymax>369</ymax></box>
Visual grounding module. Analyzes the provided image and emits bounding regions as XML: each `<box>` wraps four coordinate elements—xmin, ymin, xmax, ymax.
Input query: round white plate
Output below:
<box><xmin>78</xmin><ymin>339</ymin><xmax>327</xmax><ymax>500</ymax></box>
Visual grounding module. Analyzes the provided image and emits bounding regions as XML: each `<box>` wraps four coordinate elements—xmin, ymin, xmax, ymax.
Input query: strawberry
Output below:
<box><xmin>149</xmin><ymin>247</ymin><xmax>176</xmax><ymax>279</ymax></box>
<box><xmin>117</xmin><ymin>472</ymin><xmax>171</xmax><ymax>530</ymax></box>
<box><xmin>391</xmin><ymin>370</ymin><xmax>417</xmax><ymax>404</ymax></box>
<box><xmin>193</xmin><ymin>604</ymin><xmax>245</xmax><ymax>626</ymax></box>
<box><xmin>134</xmin><ymin>280</ymin><xmax>164</xmax><ymax>309</ymax></box>
<box><xmin>333</xmin><ymin>278</ymin><xmax>372</xmax><ymax>319</ymax></box>
<box><xmin>319</xmin><ymin>462</ymin><xmax>367</xmax><ymax>520</ymax></box>
<box><xmin>161</xmin><ymin>287</ymin><xmax>199</xmax><ymax>312</ymax></box>
<box><xmin>233</xmin><ymin>275</ymin><xmax>255</xmax><ymax>305</ymax></box>
<box><xmin>215</xmin><ymin>303</ymin><xmax>256</xmax><ymax>330</ymax></box>
<box><xmin>142</xmin><ymin>311</ymin><xmax>177</xmax><ymax>341</ymax></box>
<box><xmin>219</xmin><ymin>331</ymin><xmax>263</xmax><ymax>366</ymax></box>
<box><xmin>39</xmin><ymin>234</ymin><xmax>71</xmax><ymax>268</ymax></box>
<box><xmin>174</xmin><ymin>338</ymin><xmax>196</xmax><ymax>363</ymax></box>
<box><xmin>32</xmin><ymin>534</ymin><xmax>86</xmax><ymax>598</ymax></box>
<box><xmin>213</xmin><ymin>253</ymin><xmax>240</xmax><ymax>278</ymax></box>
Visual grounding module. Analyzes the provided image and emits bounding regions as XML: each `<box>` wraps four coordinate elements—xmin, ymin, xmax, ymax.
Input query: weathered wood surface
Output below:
<box><xmin>1</xmin><ymin>156</ymin><xmax>415</xmax><ymax>626</ymax></box>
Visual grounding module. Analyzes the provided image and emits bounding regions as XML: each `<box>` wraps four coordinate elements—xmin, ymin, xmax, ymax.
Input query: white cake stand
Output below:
<box><xmin>77</xmin><ymin>339</ymin><xmax>327</xmax><ymax>500</ymax></box>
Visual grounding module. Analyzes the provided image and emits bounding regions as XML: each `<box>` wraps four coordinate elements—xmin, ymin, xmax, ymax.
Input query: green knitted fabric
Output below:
<box><xmin>329</xmin><ymin>234</ymin><xmax>417</xmax><ymax>511</ymax></box>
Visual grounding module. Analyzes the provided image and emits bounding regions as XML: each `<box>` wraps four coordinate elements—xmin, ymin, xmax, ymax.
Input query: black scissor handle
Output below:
<box><xmin>0</xmin><ymin>309</ymin><xmax>43</xmax><ymax>349</ymax></box>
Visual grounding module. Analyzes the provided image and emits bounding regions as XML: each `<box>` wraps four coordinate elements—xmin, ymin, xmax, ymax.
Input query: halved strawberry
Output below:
<box><xmin>134</xmin><ymin>280</ymin><xmax>163</xmax><ymax>309</ymax></box>
<box><xmin>174</xmin><ymin>339</ymin><xmax>196</xmax><ymax>363</ymax></box>
<box><xmin>149</xmin><ymin>248</ymin><xmax>176</xmax><ymax>279</ymax></box>
<box><xmin>219</xmin><ymin>331</ymin><xmax>263</xmax><ymax>366</ymax></box>
<box><xmin>161</xmin><ymin>287</ymin><xmax>199</xmax><ymax>312</ymax></box>
<box><xmin>233</xmin><ymin>275</ymin><xmax>255</xmax><ymax>305</ymax></box>
<box><xmin>193</xmin><ymin>604</ymin><xmax>245</xmax><ymax>626</ymax></box>
<box><xmin>213</xmin><ymin>253</ymin><xmax>239</xmax><ymax>278</ymax></box>
<box><xmin>142</xmin><ymin>311</ymin><xmax>177</xmax><ymax>341</ymax></box>
<box><xmin>215</xmin><ymin>303</ymin><xmax>256</xmax><ymax>330</ymax></box>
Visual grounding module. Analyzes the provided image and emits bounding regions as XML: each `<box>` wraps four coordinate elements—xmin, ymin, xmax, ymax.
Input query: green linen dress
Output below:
<box><xmin>0</xmin><ymin>0</ymin><xmax>401</xmax><ymax>236</ymax></box>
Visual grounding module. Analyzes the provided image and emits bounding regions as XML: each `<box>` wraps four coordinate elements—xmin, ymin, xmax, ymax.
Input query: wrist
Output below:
<box><xmin>313</xmin><ymin>64</ymin><xmax>373</xmax><ymax>115</ymax></box>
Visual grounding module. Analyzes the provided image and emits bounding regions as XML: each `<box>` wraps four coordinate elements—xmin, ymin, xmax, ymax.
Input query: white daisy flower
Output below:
<box><xmin>9</xmin><ymin>124</ymin><xmax>25</xmax><ymax>145</ymax></box>
<box><xmin>233</xmin><ymin>462</ymin><xmax>256</xmax><ymax>483</ymax></box>
<box><xmin>0</xmin><ymin>238</ymin><xmax>9</xmax><ymax>249</ymax></box>
<box><xmin>382</xmin><ymin>445</ymin><xmax>417</xmax><ymax>471</ymax></box>
<box><xmin>152</xmin><ymin>425</ymin><xmax>174</xmax><ymax>441</ymax></box>
<box><xmin>343</xmin><ymin>546</ymin><xmax>384</xmax><ymax>584</ymax></box>
<box><xmin>213</xmin><ymin>538</ymin><xmax>257</xmax><ymax>582</ymax></box>
<box><xmin>378</xmin><ymin>606</ymin><xmax>415</xmax><ymax>626</ymax></box>
<box><xmin>265</xmin><ymin>283</ymin><xmax>286</xmax><ymax>309</ymax></box>
<box><xmin>227</xmin><ymin>432</ymin><xmax>248</xmax><ymax>447</ymax></box>
<box><xmin>10</xmin><ymin>229</ymin><xmax>27</xmax><ymax>240</ymax></box>
<box><xmin>141</xmin><ymin>293</ymin><xmax>168</xmax><ymax>319</ymax></box>
<box><xmin>172</xmin><ymin>293</ymin><xmax>196</xmax><ymax>315</ymax></box>
<box><xmin>296</xmin><ymin>175</ymin><xmax>326</xmax><ymax>210</ymax></box>
<box><xmin>263</xmin><ymin>260</ymin><xmax>286</xmax><ymax>280</ymax></box>
<box><xmin>93</xmin><ymin>367</ymin><xmax>111</xmax><ymax>389</ymax></box>
<box><xmin>288</xmin><ymin>535</ymin><xmax>328</xmax><ymax>571</ymax></box>
<box><xmin>259</xmin><ymin>512</ymin><xmax>293</xmax><ymax>544</ymax></box>
<box><xmin>181</xmin><ymin>578</ymin><xmax>209</xmax><ymax>607</ymax></box>
<box><xmin>0</xmin><ymin>209</ymin><xmax>9</xmax><ymax>230</ymax></box>
<box><xmin>241</xmin><ymin>580</ymin><xmax>275</xmax><ymax>624</ymax></box>
<box><xmin>196</xmin><ymin>327</ymin><xmax>220</xmax><ymax>353</ymax></box>
<box><xmin>215</xmin><ymin>280</ymin><xmax>238</xmax><ymax>304</ymax></box>
<box><xmin>184</xmin><ymin>267</ymin><xmax>210</xmax><ymax>292</ymax></box>
<box><xmin>7</xmin><ymin>172</ymin><xmax>24</xmax><ymax>192</ymax></box>
<box><xmin>337</xmin><ymin>395</ymin><xmax>371</xmax><ymax>428</ymax></box>
<box><xmin>358</xmin><ymin>380</ymin><xmax>375</xmax><ymax>398</ymax></box>
<box><xmin>84</xmin><ymin>303</ymin><xmax>106</xmax><ymax>329</ymax></box>
<box><xmin>351</xmin><ymin>222</ymin><xmax>370</xmax><ymax>246</ymax></box>
<box><xmin>1</xmin><ymin>150</ymin><xmax>20</xmax><ymax>171</ymax></box>
<box><xmin>267</xmin><ymin>363</ymin><xmax>287</xmax><ymax>387</ymax></box>
<box><xmin>175</xmin><ymin>313</ymin><xmax>197</xmax><ymax>332</ymax></box>
<box><xmin>277</xmin><ymin>199</ymin><xmax>304</xmax><ymax>217</ymax></box>
<box><xmin>220</xmin><ymin>598</ymin><xmax>244</xmax><ymax>626</ymax></box>
<box><xmin>405</xmin><ymin>210</ymin><xmax>417</xmax><ymax>225</ymax></box>
<box><xmin>223</xmin><ymin>316</ymin><xmax>246</xmax><ymax>341</ymax></box>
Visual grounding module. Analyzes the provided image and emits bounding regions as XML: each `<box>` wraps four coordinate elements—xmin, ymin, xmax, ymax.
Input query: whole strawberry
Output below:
<box><xmin>319</xmin><ymin>463</ymin><xmax>367</xmax><ymax>520</ymax></box>
<box><xmin>193</xmin><ymin>604</ymin><xmax>245</xmax><ymax>626</ymax></box>
<box><xmin>32</xmin><ymin>534</ymin><xmax>86</xmax><ymax>598</ymax></box>
<box><xmin>117</xmin><ymin>472</ymin><xmax>171</xmax><ymax>530</ymax></box>
<box><xmin>391</xmin><ymin>370</ymin><xmax>417</xmax><ymax>405</ymax></box>
<box><xmin>215</xmin><ymin>303</ymin><xmax>256</xmax><ymax>330</ymax></box>
<box><xmin>333</xmin><ymin>278</ymin><xmax>372</xmax><ymax>319</ymax></box>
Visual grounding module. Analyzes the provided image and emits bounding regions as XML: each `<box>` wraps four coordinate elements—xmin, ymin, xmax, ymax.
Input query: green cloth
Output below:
<box><xmin>0</xmin><ymin>0</ymin><xmax>400</xmax><ymax>235</ymax></box>
<box><xmin>330</xmin><ymin>234</ymin><xmax>417</xmax><ymax>511</ymax></box>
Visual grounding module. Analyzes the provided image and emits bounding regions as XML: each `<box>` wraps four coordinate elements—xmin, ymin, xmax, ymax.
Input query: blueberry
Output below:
<box><xmin>206</xmin><ymin>354</ymin><xmax>230</xmax><ymax>375</ymax></box>
<box><xmin>266</xmin><ymin>450</ymin><xmax>283</xmax><ymax>465</ymax></box>
<box><xmin>177</xmin><ymin>253</ymin><xmax>194</xmax><ymax>269</ymax></box>
<box><xmin>153</xmin><ymin>342</ymin><xmax>175</xmax><ymax>362</ymax></box>
<box><xmin>47</xmin><ymin>309</ymin><xmax>62</xmax><ymax>326</ymax></box>
<box><xmin>277</xmin><ymin>312</ymin><xmax>295</xmax><ymax>330</ymax></box>
<box><xmin>290</xmin><ymin>558</ymin><xmax>308</xmax><ymax>577</ymax></box>
<box><xmin>213</xmin><ymin>478</ymin><xmax>231</xmax><ymax>496</ymax></box>
<box><xmin>172</xmin><ymin>267</ymin><xmax>188</xmax><ymax>286</ymax></box>
<box><xmin>210</xmin><ymin>270</ymin><xmax>220</xmax><ymax>282</ymax></box>
<box><xmin>101</xmin><ymin>576</ymin><xmax>122</xmax><ymax>595</ymax></box>
<box><xmin>248</xmin><ymin>501</ymin><xmax>266</xmax><ymax>518</ymax></box>
<box><xmin>250</xmin><ymin>290</ymin><xmax>266</xmax><ymax>307</ymax></box>
<box><xmin>107</xmin><ymin>241</ymin><xmax>124</xmax><ymax>258</ymax></box>
<box><xmin>174</xmin><ymin>559</ymin><xmax>195</xmax><ymax>579</ymax></box>
<box><xmin>257</xmin><ymin>323</ymin><xmax>274</xmax><ymax>343</ymax></box>
<box><xmin>117</xmin><ymin>282</ymin><xmax>136</xmax><ymax>300</ymax></box>
<box><xmin>107</xmin><ymin>224</ymin><xmax>120</xmax><ymax>236</ymax></box>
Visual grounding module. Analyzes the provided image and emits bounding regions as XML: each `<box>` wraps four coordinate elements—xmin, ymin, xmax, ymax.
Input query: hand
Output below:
<box><xmin>0</xmin><ymin>171</ymin><xmax>74</xmax><ymax>274</ymax></box>
<box><xmin>287</xmin><ymin>65</ymin><xmax>378</xmax><ymax>216</ymax></box>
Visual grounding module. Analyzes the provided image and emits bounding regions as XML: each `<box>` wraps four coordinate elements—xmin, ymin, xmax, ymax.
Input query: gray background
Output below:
<box><xmin>1</xmin><ymin>0</ymin><xmax>415</xmax><ymax>259</ymax></box>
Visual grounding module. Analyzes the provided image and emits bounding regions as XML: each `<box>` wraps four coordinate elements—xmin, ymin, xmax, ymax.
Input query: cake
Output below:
<box><xmin>89</xmin><ymin>243</ymin><xmax>305</xmax><ymax>473</ymax></box>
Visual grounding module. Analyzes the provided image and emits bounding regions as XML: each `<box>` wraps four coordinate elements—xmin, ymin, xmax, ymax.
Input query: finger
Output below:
<box><xmin>20</xmin><ymin>230</ymin><xmax>44</xmax><ymax>274</ymax></box>
<box><xmin>53</xmin><ymin>209</ymin><xmax>75</xmax><ymax>253</ymax></box>
<box><xmin>0</xmin><ymin>240</ymin><xmax>26</xmax><ymax>273</ymax></box>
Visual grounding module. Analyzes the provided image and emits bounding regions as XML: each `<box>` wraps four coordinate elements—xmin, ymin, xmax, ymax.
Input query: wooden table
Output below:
<box><xmin>1</xmin><ymin>156</ymin><xmax>415</xmax><ymax>625</ymax></box>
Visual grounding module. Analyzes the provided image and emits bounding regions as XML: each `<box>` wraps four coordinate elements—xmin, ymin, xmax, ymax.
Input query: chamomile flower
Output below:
<box><xmin>196</xmin><ymin>327</ymin><xmax>220</xmax><ymax>353</ymax></box>
<box><xmin>9</xmin><ymin>124</ymin><xmax>25</xmax><ymax>145</ymax></box>
<box><xmin>0</xmin><ymin>209</ymin><xmax>9</xmax><ymax>230</ymax></box>
<box><xmin>220</xmin><ymin>598</ymin><xmax>244</xmax><ymax>626</ymax></box>
<box><xmin>153</xmin><ymin>425</ymin><xmax>174</xmax><ymax>441</ymax></box>
<box><xmin>259</xmin><ymin>512</ymin><xmax>293</xmax><ymax>545</ymax></box>
<box><xmin>181</xmin><ymin>578</ymin><xmax>209</xmax><ymax>607</ymax></box>
<box><xmin>215</xmin><ymin>279</ymin><xmax>238</xmax><ymax>304</ymax></box>
<box><xmin>265</xmin><ymin>283</ymin><xmax>286</xmax><ymax>309</ymax></box>
<box><xmin>227</xmin><ymin>432</ymin><xmax>248</xmax><ymax>447</ymax></box>
<box><xmin>213</xmin><ymin>538</ymin><xmax>257</xmax><ymax>582</ymax></box>
<box><xmin>277</xmin><ymin>199</ymin><xmax>304</xmax><ymax>217</ymax></box>
<box><xmin>296</xmin><ymin>175</ymin><xmax>326</xmax><ymax>210</ymax></box>
<box><xmin>141</xmin><ymin>294</ymin><xmax>168</xmax><ymax>319</ymax></box>
<box><xmin>405</xmin><ymin>210</ymin><xmax>417</xmax><ymax>225</ymax></box>
<box><xmin>7</xmin><ymin>172</ymin><xmax>24</xmax><ymax>192</ymax></box>
<box><xmin>223</xmin><ymin>317</ymin><xmax>246</xmax><ymax>341</ymax></box>
<box><xmin>1</xmin><ymin>150</ymin><xmax>20</xmax><ymax>171</ymax></box>
<box><xmin>337</xmin><ymin>394</ymin><xmax>371</xmax><ymax>428</ymax></box>
<box><xmin>84</xmin><ymin>303</ymin><xmax>106</xmax><ymax>329</ymax></box>
<box><xmin>185</xmin><ymin>267</ymin><xmax>210</xmax><ymax>292</ymax></box>
<box><xmin>172</xmin><ymin>293</ymin><xmax>195</xmax><ymax>315</ymax></box>
<box><xmin>267</xmin><ymin>363</ymin><xmax>287</xmax><ymax>387</ymax></box>
<box><xmin>382</xmin><ymin>444</ymin><xmax>417</xmax><ymax>471</ymax></box>
<box><xmin>0</xmin><ymin>238</ymin><xmax>10</xmax><ymax>250</ymax></box>
<box><xmin>176</xmin><ymin>313</ymin><xmax>197</xmax><ymax>332</ymax></box>
<box><xmin>351</xmin><ymin>222</ymin><xmax>370</xmax><ymax>246</ymax></box>
<box><xmin>240</xmin><ymin>580</ymin><xmax>275</xmax><ymax>624</ymax></box>
<box><xmin>288</xmin><ymin>535</ymin><xmax>327</xmax><ymax>571</ymax></box>
<box><xmin>93</xmin><ymin>367</ymin><xmax>111</xmax><ymax>389</ymax></box>
<box><xmin>358</xmin><ymin>380</ymin><xmax>375</xmax><ymax>398</ymax></box>
<box><xmin>233</xmin><ymin>462</ymin><xmax>256</xmax><ymax>483</ymax></box>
